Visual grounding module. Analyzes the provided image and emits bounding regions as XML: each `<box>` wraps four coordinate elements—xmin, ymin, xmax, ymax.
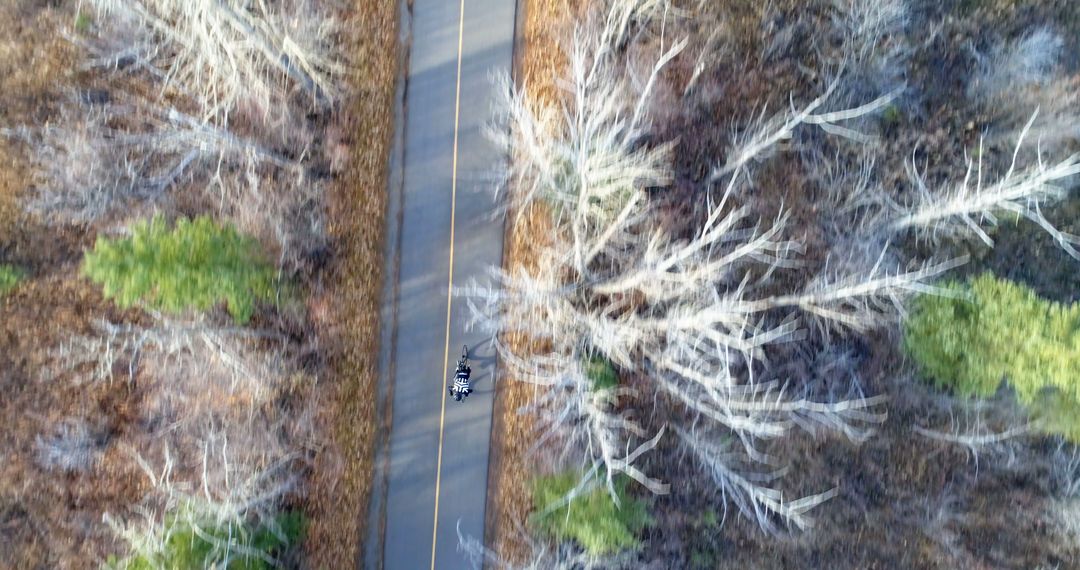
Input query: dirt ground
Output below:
<box><xmin>301</xmin><ymin>1</ymin><xmax>398</xmax><ymax>567</ymax></box>
<box><xmin>490</xmin><ymin>0</ymin><xmax>1080</xmax><ymax>568</ymax></box>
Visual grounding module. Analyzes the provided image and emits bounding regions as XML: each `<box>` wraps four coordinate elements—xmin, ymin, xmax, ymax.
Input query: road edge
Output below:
<box><xmin>364</xmin><ymin>0</ymin><xmax>414</xmax><ymax>567</ymax></box>
<box><xmin>481</xmin><ymin>0</ymin><xmax>526</xmax><ymax>563</ymax></box>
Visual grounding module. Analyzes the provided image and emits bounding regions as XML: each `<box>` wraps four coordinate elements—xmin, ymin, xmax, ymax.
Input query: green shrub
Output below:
<box><xmin>109</xmin><ymin>510</ymin><xmax>304</xmax><ymax>570</ymax></box>
<box><xmin>83</xmin><ymin>216</ymin><xmax>278</xmax><ymax>323</ymax></box>
<box><xmin>1028</xmin><ymin>387</ymin><xmax>1080</xmax><ymax>442</ymax></box>
<box><xmin>881</xmin><ymin>104</ymin><xmax>903</xmax><ymax>129</ymax></box>
<box><xmin>687</xmin><ymin>510</ymin><xmax>722</xmax><ymax>568</ymax></box>
<box><xmin>904</xmin><ymin>273</ymin><xmax>1080</xmax><ymax>439</ymax></box>
<box><xmin>531</xmin><ymin>471</ymin><xmax>650</xmax><ymax>555</ymax></box>
<box><xmin>0</xmin><ymin>264</ymin><xmax>23</xmax><ymax>296</ymax></box>
<box><xmin>584</xmin><ymin>355</ymin><xmax>619</xmax><ymax>391</ymax></box>
<box><xmin>74</xmin><ymin>12</ymin><xmax>93</xmax><ymax>34</ymax></box>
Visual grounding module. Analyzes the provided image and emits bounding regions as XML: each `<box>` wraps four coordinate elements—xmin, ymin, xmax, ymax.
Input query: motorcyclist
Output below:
<box><xmin>449</xmin><ymin>357</ymin><xmax>472</xmax><ymax>401</ymax></box>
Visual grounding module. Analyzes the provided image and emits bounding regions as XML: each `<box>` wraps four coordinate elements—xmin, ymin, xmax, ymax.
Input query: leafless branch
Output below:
<box><xmin>889</xmin><ymin>112</ymin><xmax>1080</xmax><ymax>258</ymax></box>
<box><xmin>674</xmin><ymin>426</ymin><xmax>838</xmax><ymax>533</ymax></box>
<box><xmin>87</xmin><ymin>0</ymin><xmax>342</xmax><ymax>118</ymax></box>
<box><xmin>104</xmin><ymin>436</ymin><xmax>299</xmax><ymax>567</ymax></box>
<box><xmin>4</xmin><ymin>99</ymin><xmax>300</xmax><ymax>224</ymax></box>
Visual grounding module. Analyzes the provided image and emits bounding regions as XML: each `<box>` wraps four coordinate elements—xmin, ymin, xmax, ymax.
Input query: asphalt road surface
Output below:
<box><xmin>381</xmin><ymin>0</ymin><xmax>516</xmax><ymax>568</ymax></box>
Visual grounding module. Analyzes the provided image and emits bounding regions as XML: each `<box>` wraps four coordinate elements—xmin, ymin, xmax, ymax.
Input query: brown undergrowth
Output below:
<box><xmin>0</xmin><ymin>3</ymin><xmax>135</xmax><ymax>568</ymax></box>
<box><xmin>0</xmin><ymin>2</ymin><xmax>82</xmax><ymax>266</ymax></box>
<box><xmin>302</xmin><ymin>1</ymin><xmax>398</xmax><ymax>568</ymax></box>
<box><xmin>486</xmin><ymin>0</ymin><xmax>582</xmax><ymax>563</ymax></box>
<box><xmin>487</xmin><ymin>205</ymin><xmax>552</xmax><ymax>564</ymax></box>
<box><xmin>0</xmin><ymin>276</ymin><xmax>149</xmax><ymax>568</ymax></box>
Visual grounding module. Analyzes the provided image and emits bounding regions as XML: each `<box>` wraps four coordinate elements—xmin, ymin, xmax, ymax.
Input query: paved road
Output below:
<box><xmin>380</xmin><ymin>0</ymin><xmax>516</xmax><ymax>568</ymax></box>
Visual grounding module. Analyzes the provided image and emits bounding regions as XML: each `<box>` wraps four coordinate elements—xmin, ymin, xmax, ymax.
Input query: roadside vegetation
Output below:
<box><xmin>906</xmin><ymin>274</ymin><xmax>1080</xmax><ymax>441</ymax></box>
<box><xmin>83</xmin><ymin>215</ymin><xmax>280</xmax><ymax>324</ymax></box>
<box><xmin>0</xmin><ymin>263</ymin><xmax>23</xmax><ymax>296</ymax></box>
<box><xmin>0</xmin><ymin>0</ymin><xmax>396</xmax><ymax>567</ymax></box>
<box><xmin>531</xmin><ymin>472</ymin><xmax>650</xmax><ymax>555</ymax></box>
<box><xmin>473</xmin><ymin>0</ymin><xmax>1080</xmax><ymax>567</ymax></box>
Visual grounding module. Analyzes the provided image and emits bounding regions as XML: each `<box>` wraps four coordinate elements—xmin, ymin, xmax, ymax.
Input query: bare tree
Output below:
<box><xmin>4</xmin><ymin>99</ymin><xmax>300</xmax><ymax>224</ymax></box>
<box><xmin>1052</xmin><ymin>444</ymin><xmax>1080</xmax><ymax>541</ymax></box>
<box><xmin>457</xmin><ymin>520</ymin><xmax>629</xmax><ymax>570</ymax></box>
<box><xmin>464</xmin><ymin>0</ymin><xmax>953</xmax><ymax>533</ymax></box>
<box><xmin>86</xmin><ymin>0</ymin><xmax>341</xmax><ymax>120</ymax></box>
<box><xmin>829</xmin><ymin>0</ymin><xmax>908</xmax><ymax>65</ymax></box>
<box><xmin>0</xmin><ymin>1</ymin><xmax>336</xmax><ymax>275</ymax></box>
<box><xmin>78</xmin><ymin>314</ymin><xmax>312</xmax><ymax>565</ymax></box>
<box><xmin>43</xmin><ymin>315</ymin><xmax>302</xmax><ymax>455</ymax></box>
<box><xmin>890</xmin><ymin>114</ymin><xmax>1080</xmax><ymax>257</ymax></box>
<box><xmin>913</xmin><ymin>401</ymin><xmax>1033</xmax><ymax>476</ymax></box>
<box><xmin>47</xmin><ymin>314</ymin><xmax>284</xmax><ymax>377</ymax></box>
<box><xmin>104</xmin><ymin>435</ymin><xmax>300</xmax><ymax>568</ymax></box>
<box><xmin>822</xmin><ymin>111</ymin><xmax>1080</xmax><ymax>259</ymax></box>
<box><xmin>4</xmin><ymin>93</ymin><xmax>324</xmax><ymax>269</ymax></box>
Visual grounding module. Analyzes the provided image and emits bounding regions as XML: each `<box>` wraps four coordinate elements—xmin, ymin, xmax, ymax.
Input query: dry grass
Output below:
<box><xmin>300</xmin><ymin>1</ymin><xmax>398</xmax><ymax>568</ymax></box>
<box><xmin>487</xmin><ymin>205</ymin><xmax>553</xmax><ymax>564</ymax></box>
<box><xmin>0</xmin><ymin>2</ymin><xmax>80</xmax><ymax>257</ymax></box>
<box><xmin>486</xmin><ymin>0</ymin><xmax>582</xmax><ymax>564</ymax></box>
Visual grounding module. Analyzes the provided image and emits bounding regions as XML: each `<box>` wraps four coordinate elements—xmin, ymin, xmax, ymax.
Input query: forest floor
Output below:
<box><xmin>0</xmin><ymin>1</ymin><xmax>397</xmax><ymax>568</ymax></box>
<box><xmin>0</xmin><ymin>4</ymin><xmax>135</xmax><ymax>566</ymax></box>
<box><xmin>488</xmin><ymin>0</ymin><xmax>1080</xmax><ymax>568</ymax></box>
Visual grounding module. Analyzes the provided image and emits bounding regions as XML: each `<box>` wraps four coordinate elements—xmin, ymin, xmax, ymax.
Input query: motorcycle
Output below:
<box><xmin>448</xmin><ymin>344</ymin><xmax>473</xmax><ymax>402</ymax></box>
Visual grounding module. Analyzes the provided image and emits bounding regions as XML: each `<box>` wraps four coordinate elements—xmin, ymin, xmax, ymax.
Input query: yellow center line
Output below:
<box><xmin>431</xmin><ymin>0</ymin><xmax>466</xmax><ymax>567</ymax></box>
